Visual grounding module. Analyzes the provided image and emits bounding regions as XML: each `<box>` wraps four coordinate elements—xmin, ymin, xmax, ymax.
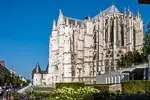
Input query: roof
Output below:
<box><xmin>63</xmin><ymin>16</ymin><xmax>86</xmax><ymax>28</ymax></box>
<box><xmin>102</xmin><ymin>4</ymin><xmax>120</xmax><ymax>15</ymax></box>
<box><xmin>120</xmin><ymin>63</ymin><xmax>148</xmax><ymax>73</ymax></box>
<box><xmin>93</xmin><ymin>4</ymin><xmax>121</xmax><ymax>20</ymax></box>
<box><xmin>41</xmin><ymin>70</ymin><xmax>47</xmax><ymax>74</ymax></box>
<box><xmin>35</xmin><ymin>63</ymin><xmax>41</xmax><ymax>73</ymax></box>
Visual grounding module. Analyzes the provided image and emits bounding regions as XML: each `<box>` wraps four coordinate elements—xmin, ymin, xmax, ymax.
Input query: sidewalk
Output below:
<box><xmin>17</xmin><ymin>85</ymin><xmax>33</xmax><ymax>94</ymax></box>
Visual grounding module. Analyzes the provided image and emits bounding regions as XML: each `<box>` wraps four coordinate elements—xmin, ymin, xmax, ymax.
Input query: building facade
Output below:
<box><xmin>33</xmin><ymin>4</ymin><xmax>143</xmax><ymax>87</ymax></box>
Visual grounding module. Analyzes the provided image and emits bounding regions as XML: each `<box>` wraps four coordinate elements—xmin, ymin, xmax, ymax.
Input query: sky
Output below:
<box><xmin>0</xmin><ymin>0</ymin><xmax>150</xmax><ymax>79</ymax></box>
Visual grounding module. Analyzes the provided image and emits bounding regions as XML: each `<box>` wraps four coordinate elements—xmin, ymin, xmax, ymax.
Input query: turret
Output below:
<box><xmin>33</xmin><ymin>62</ymin><xmax>42</xmax><ymax>86</ymax></box>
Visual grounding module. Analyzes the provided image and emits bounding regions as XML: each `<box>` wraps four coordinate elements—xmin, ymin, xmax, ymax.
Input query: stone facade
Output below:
<box><xmin>33</xmin><ymin>4</ymin><xmax>143</xmax><ymax>87</ymax></box>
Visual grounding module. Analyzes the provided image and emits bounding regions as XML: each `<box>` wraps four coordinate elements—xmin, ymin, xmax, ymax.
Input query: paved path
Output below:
<box><xmin>17</xmin><ymin>85</ymin><xmax>34</xmax><ymax>94</ymax></box>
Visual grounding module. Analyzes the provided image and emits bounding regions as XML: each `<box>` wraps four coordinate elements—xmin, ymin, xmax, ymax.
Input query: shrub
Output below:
<box><xmin>33</xmin><ymin>87</ymin><xmax>54</xmax><ymax>91</ymax></box>
<box><xmin>85</xmin><ymin>84</ymin><xmax>109</xmax><ymax>92</ymax></box>
<box><xmin>25</xmin><ymin>87</ymin><xmax>99</xmax><ymax>100</ymax></box>
<box><xmin>56</xmin><ymin>82</ymin><xmax>84</xmax><ymax>89</ymax></box>
<box><xmin>122</xmin><ymin>80</ymin><xmax>150</xmax><ymax>93</ymax></box>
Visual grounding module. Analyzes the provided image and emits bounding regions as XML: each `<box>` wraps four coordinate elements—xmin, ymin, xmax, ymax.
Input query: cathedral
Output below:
<box><xmin>33</xmin><ymin>4</ymin><xmax>143</xmax><ymax>87</ymax></box>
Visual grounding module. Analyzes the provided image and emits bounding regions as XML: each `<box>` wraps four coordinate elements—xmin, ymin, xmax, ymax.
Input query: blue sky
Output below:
<box><xmin>0</xmin><ymin>0</ymin><xmax>150</xmax><ymax>79</ymax></box>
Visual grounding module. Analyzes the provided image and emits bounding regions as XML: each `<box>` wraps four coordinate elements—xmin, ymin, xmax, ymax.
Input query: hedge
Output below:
<box><xmin>33</xmin><ymin>87</ymin><xmax>54</xmax><ymax>91</ymax></box>
<box><xmin>56</xmin><ymin>82</ymin><xmax>84</xmax><ymax>89</ymax></box>
<box><xmin>122</xmin><ymin>80</ymin><xmax>150</xmax><ymax>93</ymax></box>
<box><xmin>85</xmin><ymin>84</ymin><xmax>109</xmax><ymax>91</ymax></box>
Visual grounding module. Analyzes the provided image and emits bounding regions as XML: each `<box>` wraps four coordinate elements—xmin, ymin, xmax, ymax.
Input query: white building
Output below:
<box><xmin>33</xmin><ymin>4</ymin><xmax>143</xmax><ymax>87</ymax></box>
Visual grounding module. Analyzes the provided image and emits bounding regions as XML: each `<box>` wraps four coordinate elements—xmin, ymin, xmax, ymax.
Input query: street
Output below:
<box><xmin>0</xmin><ymin>87</ymin><xmax>23</xmax><ymax>100</ymax></box>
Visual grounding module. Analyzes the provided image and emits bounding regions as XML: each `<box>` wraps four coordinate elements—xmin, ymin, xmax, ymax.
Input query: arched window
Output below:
<box><xmin>110</xmin><ymin>19</ymin><xmax>114</xmax><ymax>44</ymax></box>
<box><xmin>121</xmin><ymin>25</ymin><xmax>124</xmax><ymax>46</ymax></box>
<box><xmin>105</xmin><ymin>27</ymin><xmax>108</xmax><ymax>43</ymax></box>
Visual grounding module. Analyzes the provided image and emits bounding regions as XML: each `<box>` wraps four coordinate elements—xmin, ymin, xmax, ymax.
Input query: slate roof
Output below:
<box><xmin>102</xmin><ymin>4</ymin><xmax>120</xmax><ymax>15</ymax></box>
<box><xmin>93</xmin><ymin>4</ymin><xmax>121</xmax><ymax>20</ymax></box>
<box><xmin>35</xmin><ymin>62</ymin><xmax>41</xmax><ymax>73</ymax></box>
<box><xmin>63</xmin><ymin>16</ymin><xmax>86</xmax><ymax>28</ymax></box>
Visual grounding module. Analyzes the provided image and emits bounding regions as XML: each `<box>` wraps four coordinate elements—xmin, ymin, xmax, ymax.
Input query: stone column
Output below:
<box><xmin>148</xmin><ymin>54</ymin><xmax>150</xmax><ymax>80</ymax></box>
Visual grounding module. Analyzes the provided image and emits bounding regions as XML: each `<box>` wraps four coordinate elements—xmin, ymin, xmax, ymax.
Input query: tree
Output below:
<box><xmin>117</xmin><ymin>21</ymin><xmax>150</xmax><ymax>69</ymax></box>
<box><xmin>117</xmin><ymin>50</ymin><xmax>145</xmax><ymax>69</ymax></box>
<box><xmin>144</xmin><ymin>21</ymin><xmax>150</xmax><ymax>60</ymax></box>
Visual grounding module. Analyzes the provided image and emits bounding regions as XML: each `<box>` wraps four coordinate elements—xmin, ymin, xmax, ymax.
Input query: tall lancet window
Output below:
<box><xmin>105</xmin><ymin>28</ymin><xmax>108</xmax><ymax>43</ymax></box>
<box><xmin>121</xmin><ymin>25</ymin><xmax>124</xmax><ymax>46</ymax></box>
<box><xmin>105</xmin><ymin>19</ymin><xmax>108</xmax><ymax>43</ymax></box>
<box><xmin>116</xmin><ymin>18</ymin><xmax>119</xmax><ymax>44</ymax></box>
<box><xmin>110</xmin><ymin>19</ymin><xmax>114</xmax><ymax>45</ymax></box>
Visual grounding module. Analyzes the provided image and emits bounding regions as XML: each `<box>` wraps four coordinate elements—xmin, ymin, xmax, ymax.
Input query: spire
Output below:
<box><xmin>58</xmin><ymin>9</ymin><xmax>64</xmax><ymax>25</ymax></box>
<box><xmin>112</xmin><ymin>0</ymin><xmax>115</xmax><ymax>5</ymax></box>
<box><xmin>35</xmin><ymin>62</ymin><xmax>41</xmax><ymax>73</ymax></box>
<box><xmin>137</xmin><ymin>9</ymin><xmax>141</xmax><ymax>18</ymax></box>
<box><xmin>124</xmin><ymin>7</ymin><xmax>126</xmax><ymax>14</ymax></box>
<box><xmin>128</xmin><ymin>6</ymin><xmax>130</xmax><ymax>12</ymax></box>
<box><xmin>59</xmin><ymin>9</ymin><xmax>63</xmax><ymax>16</ymax></box>
<box><xmin>52</xmin><ymin>19</ymin><xmax>57</xmax><ymax>30</ymax></box>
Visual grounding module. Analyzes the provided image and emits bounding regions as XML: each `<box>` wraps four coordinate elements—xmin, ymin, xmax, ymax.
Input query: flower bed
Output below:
<box><xmin>25</xmin><ymin>87</ymin><xmax>99</xmax><ymax>100</ymax></box>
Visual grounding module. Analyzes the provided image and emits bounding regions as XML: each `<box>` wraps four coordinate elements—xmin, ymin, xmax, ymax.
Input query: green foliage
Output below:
<box><xmin>0</xmin><ymin>72</ymin><xmax>29</xmax><ymax>86</ymax></box>
<box><xmin>33</xmin><ymin>87</ymin><xmax>54</xmax><ymax>91</ymax></box>
<box><xmin>25</xmin><ymin>87</ymin><xmax>99</xmax><ymax>100</ymax></box>
<box><xmin>122</xmin><ymin>80</ymin><xmax>150</xmax><ymax>93</ymax></box>
<box><xmin>117</xmin><ymin>50</ymin><xmax>146</xmax><ymax>69</ymax></box>
<box><xmin>56</xmin><ymin>82</ymin><xmax>84</xmax><ymax>89</ymax></box>
<box><xmin>117</xmin><ymin>21</ymin><xmax>150</xmax><ymax>68</ymax></box>
<box><xmin>143</xmin><ymin>21</ymin><xmax>150</xmax><ymax>61</ymax></box>
<box><xmin>85</xmin><ymin>84</ymin><xmax>109</xmax><ymax>91</ymax></box>
<box><xmin>93</xmin><ymin>85</ymin><xmax>109</xmax><ymax>91</ymax></box>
